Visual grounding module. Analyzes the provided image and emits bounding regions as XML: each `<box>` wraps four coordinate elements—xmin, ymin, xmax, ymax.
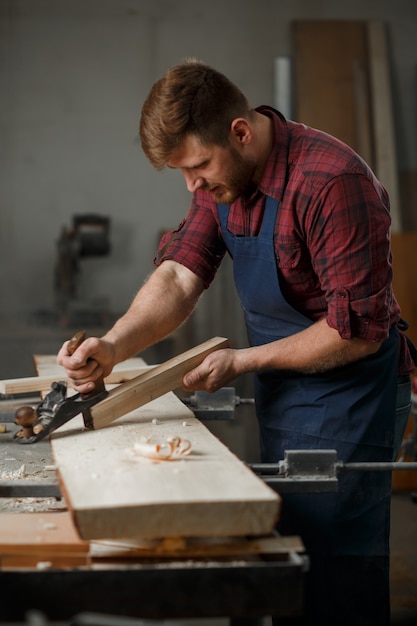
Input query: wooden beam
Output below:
<box><xmin>90</xmin><ymin>534</ymin><xmax>304</xmax><ymax>561</ymax></box>
<box><xmin>368</xmin><ymin>20</ymin><xmax>401</xmax><ymax>232</ymax></box>
<box><xmin>0</xmin><ymin>338</ymin><xmax>229</xmax><ymax>421</ymax></box>
<box><xmin>89</xmin><ymin>336</ymin><xmax>229</xmax><ymax>429</ymax></box>
<box><xmin>0</xmin><ymin>511</ymin><xmax>301</xmax><ymax>565</ymax></box>
<box><xmin>391</xmin><ymin>233</ymin><xmax>417</xmax><ymax>350</ymax></box>
<box><xmin>391</xmin><ymin>232</ymin><xmax>417</xmax><ymax>490</ymax></box>
<box><xmin>293</xmin><ymin>21</ymin><xmax>370</xmax><ymax>160</ymax></box>
<box><xmin>0</xmin><ymin>359</ymin><xmax>148</xmax><ymax>395</ymax></box>
<box><xmin>35</xmin><ymin>355</ymin><xmax>280</xmax><ymax>542</ymax></box>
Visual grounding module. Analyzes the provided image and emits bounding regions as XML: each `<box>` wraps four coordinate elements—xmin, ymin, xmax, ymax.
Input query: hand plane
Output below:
<box><xmin>13</xmin><ymin>334</ymin><xmax>230</xmax><ymax>444</ymax></box>
<box><xmin>14</xmin><ymin>331</ymin><xmax>108</xmax><ymax>444</ymax></box>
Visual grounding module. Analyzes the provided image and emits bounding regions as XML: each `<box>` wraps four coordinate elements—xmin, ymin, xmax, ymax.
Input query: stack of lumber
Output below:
<box><xmin>0</xmin><ymin>509</ymin><xmax>301</xmax><ymax>569</ymax></box>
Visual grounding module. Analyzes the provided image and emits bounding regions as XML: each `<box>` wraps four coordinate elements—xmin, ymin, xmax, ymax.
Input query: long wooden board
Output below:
<box><xmin>89</xmin><ymin>336</ymin><xmax>229</xmax><ymax>429</ymax></box>
<box><xmin>293</xmin><ymin>21</ymin><xmax>370</xmax><ymax>158</ymax></box>
<box><xmin>35</xmin><ymin>354</ymin><xmax>280</xmax><ymax>541</ymax></box>
<box><xmin>90</xmin><ymin>534</ymin><xmax>304</xmax><ymax>561</ymax></box>
<box><xmin>391</xmin><ymin>232</ymin><xmax>417</xmax><ymax>490</ymax></box>
<box><xmin>391</xmin><ymin>232</ymin><xmax>417</xmax><ymax>349</ymax></box>
<box><xmin>0</xmin><ymin>511</ymin><xmax>301</xmax><ymax>568</ymax></box>
<box><xmin>368</xmin><ymin>20</ymin><xmax>401</xmax><ymax>233</ymax></box>
<box><xmin>0</xmin><ymin>359</ymin><xmax>147</xmax><ymax>395</ymax></box>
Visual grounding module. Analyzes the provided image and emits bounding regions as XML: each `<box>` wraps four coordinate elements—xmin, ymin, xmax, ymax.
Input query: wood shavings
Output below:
<box><xmin>36</xmin><ymin>561</ymin><xmax>53</xmax><ymax>570</ymax></box>
<box><xmin>133</xmin><ymin>436</ymin><xmax>192</xmax><ymax>461</ymax></box>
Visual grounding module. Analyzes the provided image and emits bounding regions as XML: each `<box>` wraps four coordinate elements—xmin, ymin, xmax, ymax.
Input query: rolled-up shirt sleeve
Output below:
<box><xmin>153</xmin><ymin>193</ymin><xmax>226</xmax><ymax>289</ymax></box>
<box><xmin>306</xmin><ymin>171</ymin><xmax>398</xmax><ymax>341</ymax></box>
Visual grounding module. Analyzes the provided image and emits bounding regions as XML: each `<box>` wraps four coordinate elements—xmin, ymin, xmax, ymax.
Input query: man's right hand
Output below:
<box><xmin>57</xmin><ymin>336</ymin><xmax>116</xmax><ymax>395</ymax></box>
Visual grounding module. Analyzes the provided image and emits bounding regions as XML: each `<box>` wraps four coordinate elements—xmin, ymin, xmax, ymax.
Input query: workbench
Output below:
<box><xmin>0</xmin><ymin>390</ymin><xmax>307</xmax><ymax>624</ymax></box>
<box><xmin>1</xmin><ymin>554</ymin><xmax>306</xmax><ymax>623</ymax></box>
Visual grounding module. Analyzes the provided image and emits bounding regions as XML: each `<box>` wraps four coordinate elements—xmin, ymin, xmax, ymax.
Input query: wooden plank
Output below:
<box><xmin>399</xmin><ymin>169</ymin><xmax>417</xmax><ymax>231</ymax></box>
<box><xmin>391</xmin><ymin>232</ymin><xmax>417</xmax><ymax>490</ymax></box>
<box><xmin>0</xmin><ymin>359</ymin><xmax>148</xmax><ymax>395</ymax></box>
<box><xmin>391</xmin><ymin>232</ymin><xmax>417</xmax><ymax>349</ymax></box>
<box><xmin>35</xmin><ymin>357</ymin><xmax>280</xmax><ymax>542</ymax></box>
<box><xmin>293</xmin><ymin>21</ymin><xmax>371</xmax><ymax>160</ymax></box>
<box><xmin>0</xmin><ymin>510</ymin><xmax>301</xmax><ymax>567</ymax></box>
<box><xmin>0</xmin><ymin>512</ymin><xmax>89</xmax><ymax>568</ymax></box>
<box><xmin>368</xmin><ymin>21</ymin><xmax>402</xmax><ymax>233</ymax></box>
<box><xmin>391</xmin><ymin>232</ymin><xmax>417</xmax><ymax>491</ymax></box>
<box><xmin>89</xmin><ymin>336</ymin><xmax>230</xmax><ymax>429</ymax></box>
<box><xmin>90</xmin><ymin>534</ymin><xmax>304</xmax><ymax>561</ymax></box>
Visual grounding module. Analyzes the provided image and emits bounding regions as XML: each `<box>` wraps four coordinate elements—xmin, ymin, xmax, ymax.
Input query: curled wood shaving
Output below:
<box><xmin>133</xmin><ymin>436</ymin><xmax>192</xmax><ymax>461</ymax></box>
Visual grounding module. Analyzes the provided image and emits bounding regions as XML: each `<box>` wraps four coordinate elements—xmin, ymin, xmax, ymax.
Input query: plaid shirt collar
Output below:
<box><xmin>255</xmin><ymin>106</ymin><xmax>290</xmax><ymax>202</ymax></box>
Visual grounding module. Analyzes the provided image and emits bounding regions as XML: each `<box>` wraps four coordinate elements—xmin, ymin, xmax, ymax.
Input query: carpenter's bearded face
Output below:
<box><xmin>167</xmin><ymin>135</ymin><xmax>257</xmax><ymax>203</ymax></box>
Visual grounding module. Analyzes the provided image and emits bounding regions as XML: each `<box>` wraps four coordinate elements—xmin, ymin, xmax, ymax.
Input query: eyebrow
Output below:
<box><xmin>167</xmin><ymin>158</ymin><xmax>210</xmax><ymax>171</ymax></box>
<box><xmin>186</xmin><ymin>159</ymin><xmax>209</xmax><ymax>170</ymax></box>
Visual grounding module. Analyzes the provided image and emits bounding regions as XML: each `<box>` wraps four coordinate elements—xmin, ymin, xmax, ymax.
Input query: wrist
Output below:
<box><xmin>100</xmin><ymin>333</ymin><xmax>121</xmax><ymax>367</ymax></box>
<box><xmin>235</xmin><ymin>347</ymin><xmax>262</xmax><ymax>375</ymax></box>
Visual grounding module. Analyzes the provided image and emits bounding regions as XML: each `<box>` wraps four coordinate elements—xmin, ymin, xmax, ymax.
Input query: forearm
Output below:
<box><xmin>182</xmin><ymin>317</ymin><xmax>383</xmax><ymax>393</ymax></box>
<box><xmin>102</xmin><ymin>261</ymin><xmax>204</xmax><ymax>364</ymax></box>
<box><xmin>237</xmin><ymin>317</ymin><xmax>382</xmax><ymax>376</ymax></box>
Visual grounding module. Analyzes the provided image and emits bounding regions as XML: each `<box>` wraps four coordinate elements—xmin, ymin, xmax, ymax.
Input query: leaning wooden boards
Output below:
<box><xmin>35</xmin><ymin>345</ymin><xmax>280</xmax><ymax>541</ymax></box>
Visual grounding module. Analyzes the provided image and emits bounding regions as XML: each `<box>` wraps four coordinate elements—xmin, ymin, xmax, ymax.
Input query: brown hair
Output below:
<box><xmin>139</xmin><ymin>59</ymin><xmax>253</xmax><ymax>170</ymax></box>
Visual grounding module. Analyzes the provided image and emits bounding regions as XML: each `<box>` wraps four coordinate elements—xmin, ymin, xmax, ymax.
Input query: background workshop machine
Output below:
<box><xmin>54</xmin><ymin>214</ymin><xmax>111</xmax><ymax>328</ymax></box>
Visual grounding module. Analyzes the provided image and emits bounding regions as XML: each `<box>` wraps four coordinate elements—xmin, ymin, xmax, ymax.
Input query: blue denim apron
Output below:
<box><xmin>218</xmin><ymin>196</ymin><xmax>398</xmax><ymax>625</ymax></box>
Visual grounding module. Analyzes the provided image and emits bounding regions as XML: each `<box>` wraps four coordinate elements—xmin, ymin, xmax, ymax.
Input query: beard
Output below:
<box><xmin>203</xmin><ymin>146</ymin><xmax>257</xmax><ymax>204</ymax></box>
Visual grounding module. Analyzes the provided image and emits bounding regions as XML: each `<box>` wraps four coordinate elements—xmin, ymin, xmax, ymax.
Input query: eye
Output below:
<box><xmin>191</xmin><ymin>160</ymin><xmax>209</xmax><ymax>171</ymax></box>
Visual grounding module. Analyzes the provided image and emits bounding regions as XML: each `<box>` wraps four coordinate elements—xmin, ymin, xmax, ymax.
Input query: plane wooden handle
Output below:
<box><xmin>67</xmin><ymin>330</ymin><xmax>87</xmax><ymax>356</ymax></box>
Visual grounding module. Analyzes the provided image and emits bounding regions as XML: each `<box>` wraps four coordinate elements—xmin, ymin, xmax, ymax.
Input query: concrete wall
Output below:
<box><xmin>1</xmin><ymin>0</ymin><xmax>417</xmax><ymax>334</ymax></box>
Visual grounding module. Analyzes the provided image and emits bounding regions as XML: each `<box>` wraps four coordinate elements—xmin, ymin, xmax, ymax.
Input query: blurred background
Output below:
<box><xmin>1</xmin><ymin>2</ymin><xmax>417</xmax><ymax>621</ymax></box>
<box><xmin>1</xmin><ymin>0</ymin><xmax>417</xmax><ymax>375</ymax></box>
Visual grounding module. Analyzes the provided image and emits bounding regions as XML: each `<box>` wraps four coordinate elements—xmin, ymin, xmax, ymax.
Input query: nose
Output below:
<box><xmin>182</xmin><ymin>169</ymin><xmax>205</xmax><ymax>193</ymax></box>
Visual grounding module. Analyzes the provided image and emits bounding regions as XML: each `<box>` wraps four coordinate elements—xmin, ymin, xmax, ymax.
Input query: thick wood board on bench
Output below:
<box><xmin>34</xmin><ymin>345</ymin><xmax>280</xmax><ymax>542</ymax></box>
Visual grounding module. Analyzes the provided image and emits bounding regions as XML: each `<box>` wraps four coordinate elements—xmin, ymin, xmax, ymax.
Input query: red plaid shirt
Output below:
<box><xmin>155</xmin><ymin>107</ymin><xmax>413</xmax><ymax>373</ymax></box>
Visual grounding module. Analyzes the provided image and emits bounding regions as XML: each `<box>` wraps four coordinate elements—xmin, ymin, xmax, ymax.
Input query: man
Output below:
<box><xmin>58</xmin><ymin>60</ymin><xmax>414</xmax><ymax>625</ymax></box>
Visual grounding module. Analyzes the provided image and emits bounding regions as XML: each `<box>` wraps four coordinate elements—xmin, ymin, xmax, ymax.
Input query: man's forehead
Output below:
<box><xmin>167</xmin><ymin>135</ymin><xmax>212</xmax><ymax>169</ymax></box>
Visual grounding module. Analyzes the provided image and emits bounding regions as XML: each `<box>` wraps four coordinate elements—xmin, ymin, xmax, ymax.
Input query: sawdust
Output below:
<box><xmin>0</xmin><ymin>496</ymin><xmax>66</xmax><ymax>512</ymax></box>
<box><xmin>0</xmin><ymin>464</ymin><xmax>66</xmax><ymax>512</ymax></box>
<box><xmin>0</xmin><ymin>463</ymin><xmax>27</xmax><ymax>480</ymax></box>
<box><xmin>0</xmin><ymin>461</ymin><xmax>66</xmax><ymax>513</ymax></box>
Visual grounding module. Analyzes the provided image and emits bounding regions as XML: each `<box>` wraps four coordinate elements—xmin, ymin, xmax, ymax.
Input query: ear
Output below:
<box><xmin>230</xmin><ymin>118</ymin><xmax>252</xmax><ymax>145</ymax></box>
